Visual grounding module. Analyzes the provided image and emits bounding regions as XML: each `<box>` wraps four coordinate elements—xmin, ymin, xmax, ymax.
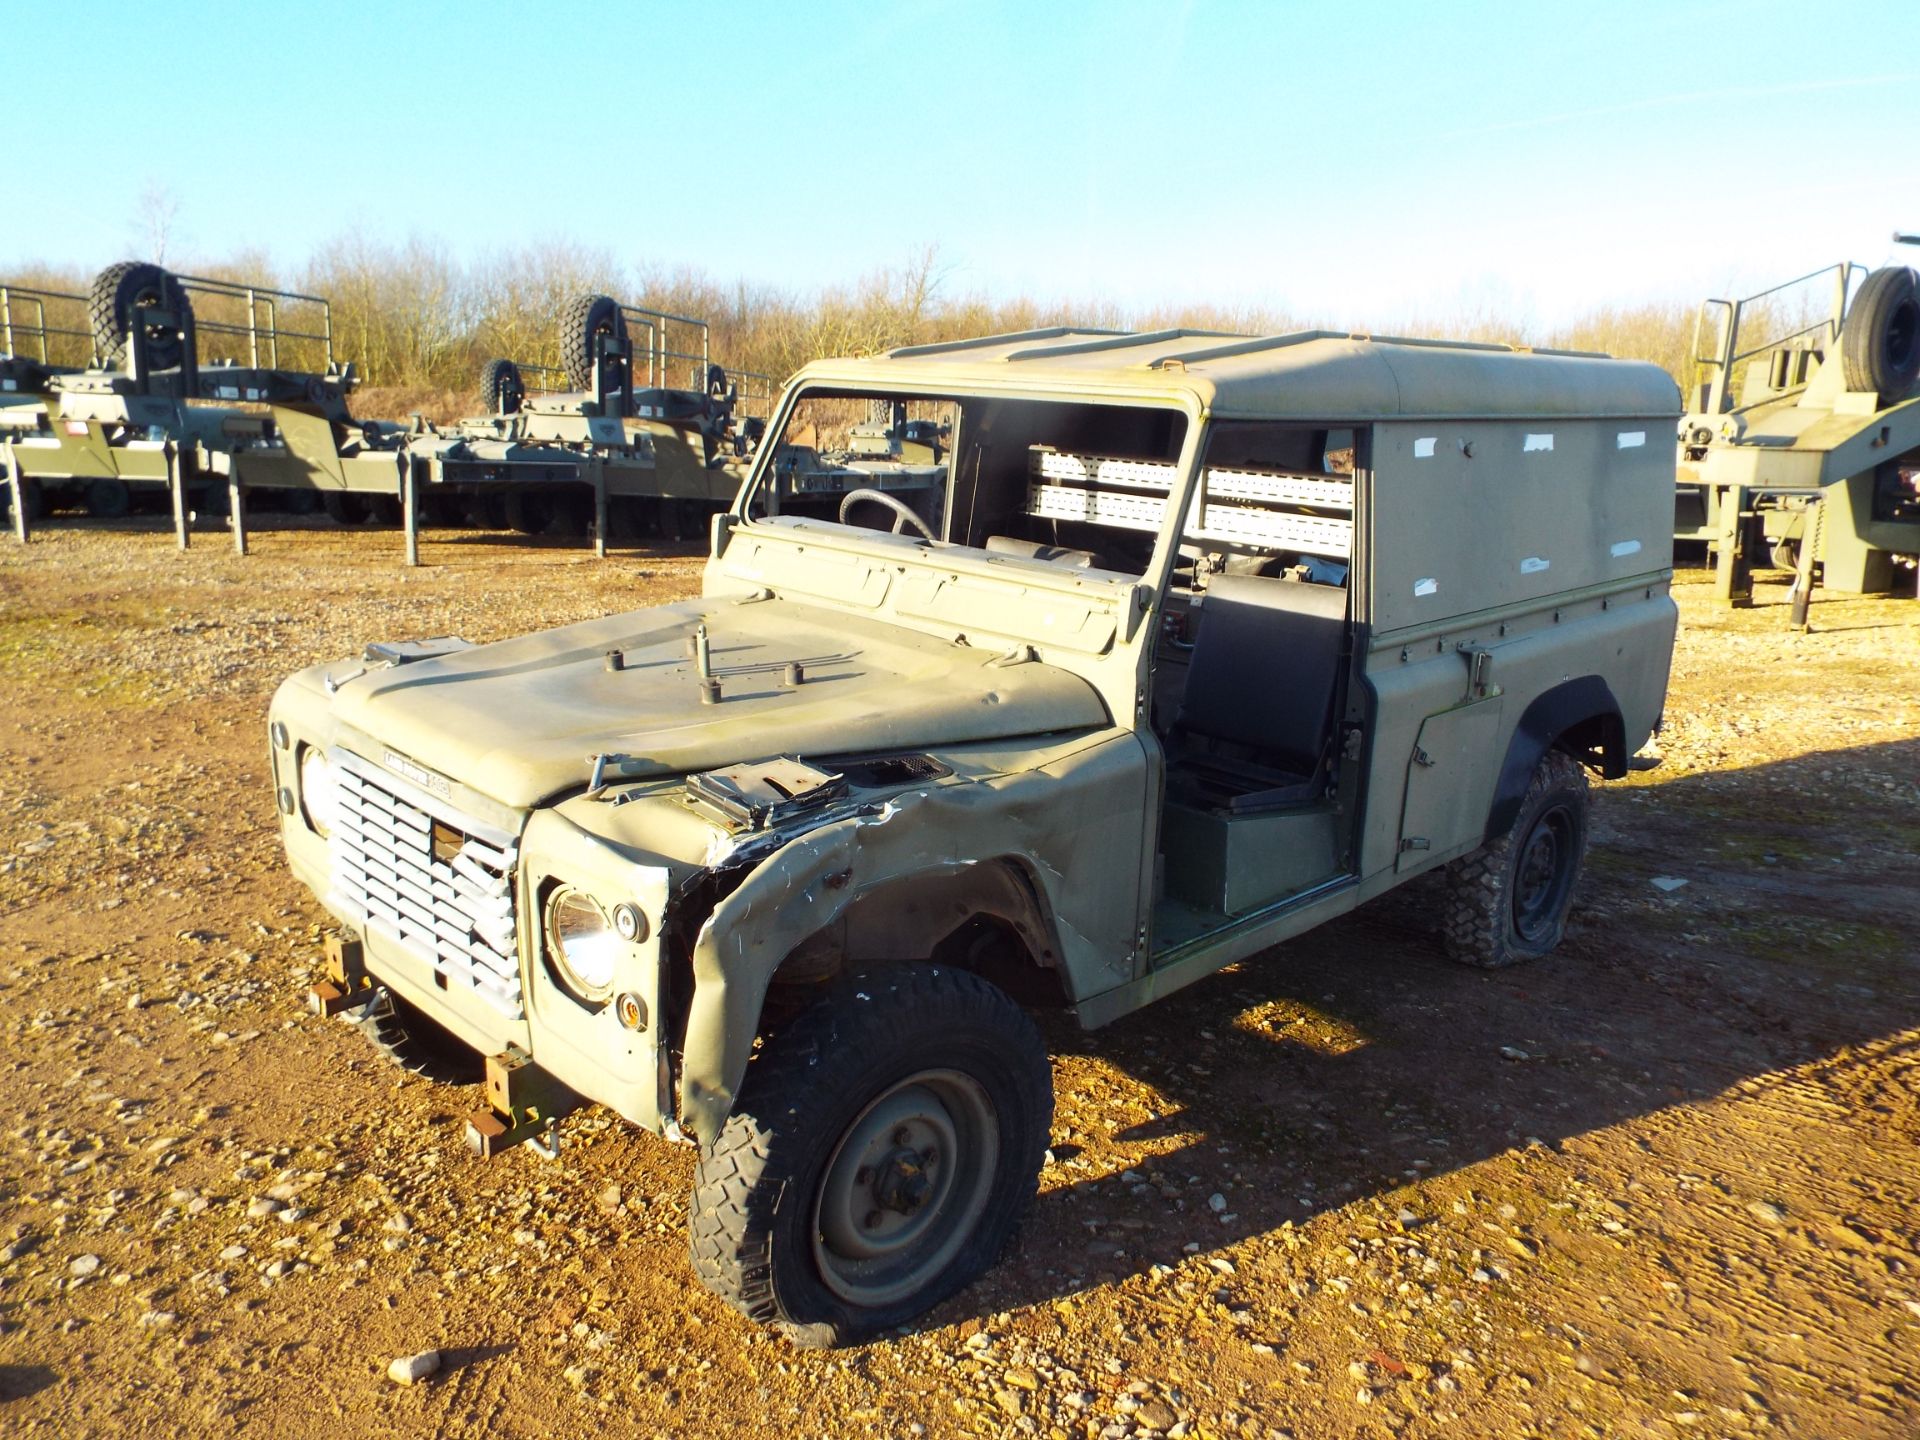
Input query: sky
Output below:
<box><xmin>10</xmin><ymin>0</ymin><xmax>1920</xmax><ymax>329</ymax></box>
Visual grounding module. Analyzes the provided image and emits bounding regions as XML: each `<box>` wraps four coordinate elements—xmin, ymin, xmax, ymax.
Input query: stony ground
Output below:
<box><xmin>0</xmin><ymin>516</ymin><xmax>1915</xmax><ymax>1440</ymax></box>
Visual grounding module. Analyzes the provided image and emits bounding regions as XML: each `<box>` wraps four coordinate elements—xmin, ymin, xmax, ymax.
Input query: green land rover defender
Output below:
<box><xmin>269</xmin><ymin>326</ymin><xmax>1680</xmax><ymax>1344</ymax></box>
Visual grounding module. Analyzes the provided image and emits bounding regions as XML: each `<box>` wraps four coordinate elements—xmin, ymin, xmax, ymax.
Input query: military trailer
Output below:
<box><xmin>1</xmin><ymin>261</ymin><xmax>370</xmax><ymax>545</ymax></box>
<box><xmin>0</xmin><ymin>267</ymin><xmax>772</xmax><ymax>561</ymax></box>
<box><xmin>270</xmin><ymin>326</ymin><xmax>1679</xmax><ymax>1344</ymax></box>
<box><xmin>1676</xmin><ymin>252</ymin><xmax>1920</xmax><ymax>599</ymax></box>
<box><xmin>461</xmin><ymin>295</ymin><xmax>765</xmax><ymax>541</ymax></box>
<box><xmin>1</xmin><ymin>269</ymin><xmax>199</xmax><ymax>525</ymax></box>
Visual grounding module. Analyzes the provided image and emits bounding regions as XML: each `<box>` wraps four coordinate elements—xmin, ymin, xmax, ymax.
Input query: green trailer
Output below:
<box><xmin>1675</xmin><ymin>249</ymin><xmax>1920</xmax><ymax>602</ymax></box>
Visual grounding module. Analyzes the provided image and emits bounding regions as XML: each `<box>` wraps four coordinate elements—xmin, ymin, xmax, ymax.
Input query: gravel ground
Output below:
<box><xmin>0</xmin><ymin>516</ymin><xmax>1916</xmax><ymax>1439</ymax></box>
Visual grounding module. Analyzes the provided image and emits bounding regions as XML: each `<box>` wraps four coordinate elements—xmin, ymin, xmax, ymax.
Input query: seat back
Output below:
<box><xmin>1177</xmin><ymin>575</ymin><xmax>1348</xmax><ymax>773</ymax></box>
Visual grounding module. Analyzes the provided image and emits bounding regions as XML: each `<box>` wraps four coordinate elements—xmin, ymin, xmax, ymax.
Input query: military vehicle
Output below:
<box><xmin>1</xmin><ymin>261</ymin><xmax>369</xmax><ymax>548</ymax></box>
<box><xmin>460</xmin><ymin>294</ymin><xmax>767</xmax><ymax>541</ymax></box>
<box><xmin>2</xmin><ymin>267</ymin><xmax>765</xmax><ymax>562</ymax></box>
<box><xmin>1675</xmin><ymin>247</ymin><xmax>1920</xmax><ymax>600</ymax></box>
<box><xmin>271</xmin><ymin>326</ymin><xmax>1679</xmax><ymax>1344</ymax></box>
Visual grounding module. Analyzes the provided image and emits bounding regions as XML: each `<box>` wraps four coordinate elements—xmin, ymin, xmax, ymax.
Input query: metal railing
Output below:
<box><xmin>620</xmin><ymin>304</ymin><xmax>710</xmax><ymax>390</ymax></box>
<box><xmin>174</xmin><ymin>273</ymin><xmax>336</xmax><ymax>373</ymax></box>
<box><xmin>0</xmin><ymin>283</ymin><xmax>92</xmax><ymax>365</ymax></box>
<box><xmin>728</xmin><ymin>368</ymin><xmax>779</xmax><ymax>415</ymax></box>
<box><xmin>1691</xmin><ymin>262</ymin><xmax>1862</xmax><ymax>415</ymax></box>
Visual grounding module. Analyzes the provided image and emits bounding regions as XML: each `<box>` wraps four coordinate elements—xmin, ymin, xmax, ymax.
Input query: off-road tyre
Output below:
<box><xmin>1841</xmin><ymin>266</ymin><xmax>1920</xmax><ymax>401</ymax></box>
<box><xmin>559</xmin><ymin>293</ymin><xmax>627</xmax><ymax>392</ymax></box>
<box><xmin>1440</xmin><ymin>748</ymin><xmax>1590</xmax><ymax>969</ymax></box>
<box><xmin>503</xmin><ymin>490</ymin><xmax>553</xmax><ymax>536</ymax></box>
<box><xmin>89</xmin><ymin>261</ymin><xmax>193</xmax><ymax>371</ymax></box>
<box><xmin>83</xmin><ymin>477</ymin><xmax>130</xmax><ymax>519</ymax></box>
<box><xmin>478</xmin><ymin>357</ymin><xmax>525</xmax><ymax>416</ymax></box>
<box><xmin>349</xmin><ymin>989</ymin><xmax>484</xmax><ymax>1084</ymax></box>
<box><xmin>690</xmin><ymin>964</ymin><xmax>1053</xmax><ymax>1347</ymax></box>
<box><xmin>322</xmin><ymin>492</ymin><xmax>373</xmax><ymax>525</ymax></box>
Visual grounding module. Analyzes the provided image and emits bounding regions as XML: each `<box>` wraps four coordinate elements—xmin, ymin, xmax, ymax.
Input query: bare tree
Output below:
<box><xmin>128</xmin><ymin>182</ymin><xmax>181</xmax><ymax>264</ymax></box>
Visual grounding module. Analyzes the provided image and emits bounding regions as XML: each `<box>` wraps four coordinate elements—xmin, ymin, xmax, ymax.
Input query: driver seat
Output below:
<box><xmin>1168</xmin><ymin>574</ymin><xmax>1348</xmax><ymax>812</ymax></box>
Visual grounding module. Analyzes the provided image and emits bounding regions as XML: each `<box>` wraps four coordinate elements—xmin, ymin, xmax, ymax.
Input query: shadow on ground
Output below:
<box><xmin>928</xmin><ymin>736</ymin><xmax>1920</xmax><ymax>1326</ymax></box>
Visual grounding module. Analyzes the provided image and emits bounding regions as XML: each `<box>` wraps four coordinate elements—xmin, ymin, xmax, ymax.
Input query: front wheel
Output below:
<box><xmin>689</xmin><ymin>964</ymin><xmax>1052</xmax><ymax>1347</ymax></box>
<box><xmin>1440</xmin><ymin>749</ymin><xmax>1590</xmax><ymax>968</ymax></box>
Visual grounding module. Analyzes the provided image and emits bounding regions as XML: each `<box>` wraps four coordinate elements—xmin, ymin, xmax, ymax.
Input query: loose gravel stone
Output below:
<box><xmin>387</xmin><ymin>1350</ymin><xmax>441</xmax><ymax>1385</ymax></box>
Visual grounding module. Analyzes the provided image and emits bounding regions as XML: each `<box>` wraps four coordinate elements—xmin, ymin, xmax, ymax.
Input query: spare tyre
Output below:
<box><xmin>478</xmin><ymin>357</ymin><xmax>525</xmax><ymax>415</ymax></box>
<box><xmin>559</xmin><ymin>294</ymin><xmax>627</xmax><ymax>392</ymax></box>
<box><xmin>89</xmin><ymin>261</ymin><xmax>194</xmax><ymax>371</ymax></box>
<box><xmin>1841</xmin><ymin>266</ymin><xmax>1920</xmax><ymax>401</ymax></box>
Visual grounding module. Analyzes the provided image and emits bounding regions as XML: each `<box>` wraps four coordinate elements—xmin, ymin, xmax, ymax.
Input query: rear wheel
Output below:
<box><xmin>322</xmin><ymin>492</ymin><xmax>373</xmax><ymax>525</ymax></box>
<box><xmin>1440</xmin><ymin>749</ymin><xmax>1590</xmax><ymax>968</ymax></box>
<box><xmin>504</xmin><ymin>490</ymin><xmax>552</xmax><ymax>535</ymax></box>
<box><xmin>690</xmin><ymin>965</ymin><xmax>1052</xmax><ymax>1347</ymax></box>
<box><xmin>83</xmin><ymin>478</ymin><xmax>130</xmax><ymax>519</ymax></box>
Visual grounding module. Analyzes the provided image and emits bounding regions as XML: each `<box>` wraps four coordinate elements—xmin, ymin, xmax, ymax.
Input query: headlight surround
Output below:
<box><xmin>298</xmin><ymin>745</ymin><xmax>338</xmax><ymax>839</ymax></box>
<box><xmin>544</xmin><ymin>886</ymin><xmax>620</xmax><ymax>1003</ymax></box>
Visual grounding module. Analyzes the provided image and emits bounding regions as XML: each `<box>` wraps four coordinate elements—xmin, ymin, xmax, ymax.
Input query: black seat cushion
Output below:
<box><xmin>1176</xmin><ymin>574</ymin><xmax>1347</xmax><ymax>780</ymax></box>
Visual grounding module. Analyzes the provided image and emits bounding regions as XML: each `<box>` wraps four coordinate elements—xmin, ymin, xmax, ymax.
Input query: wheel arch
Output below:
<box><xmin>676</xmin><ymin>816</ymin><xmax>1072</xmax><ymax>1146</ymax></box>
<box><xmin>1485</xmin><ymin>675</ymin><xmax>1624</xmax><ymax>843</ymax></box>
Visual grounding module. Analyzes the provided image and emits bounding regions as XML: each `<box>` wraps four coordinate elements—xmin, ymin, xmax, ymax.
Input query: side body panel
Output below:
<box><xmin>1358</xmin><ymin>416</ymin><xmax>1677</xmax><ymax>881</ymax></box>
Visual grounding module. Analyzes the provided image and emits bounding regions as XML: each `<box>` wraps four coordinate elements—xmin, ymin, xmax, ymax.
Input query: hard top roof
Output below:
<box><xmin>793</xmin><ymin>326</ymin><xmax>1680</xmax><ymax>422</ymax></box>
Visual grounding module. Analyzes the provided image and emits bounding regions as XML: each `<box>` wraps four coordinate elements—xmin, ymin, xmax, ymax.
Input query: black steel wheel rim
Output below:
<box><xmin>1512</xmin><ymin>803</ymin><xmax>1577</xmax><ymax>944</ymax></box>
<box><xmin>1886</xmin><ymin>297</ymin><xmax>1917</xmax><ymax>370</ymax></box>
<box><xmin>811</xmin><ymin>1069</ymin><xmax>999</xmax><ymax>1308</ymax></box>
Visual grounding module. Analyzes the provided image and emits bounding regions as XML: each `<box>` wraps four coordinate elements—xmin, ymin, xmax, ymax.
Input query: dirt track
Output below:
<box><xmin>1</xmin><ymin>518</ymin><xmax>1916</xmax><ymax>1440</ymax></box>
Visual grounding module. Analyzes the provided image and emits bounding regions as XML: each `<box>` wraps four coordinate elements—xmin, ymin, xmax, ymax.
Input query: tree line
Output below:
<box><xmin>7</xmin><ymin>236</ymin><xmax>1822</xmax><ymax>424</ymax></box>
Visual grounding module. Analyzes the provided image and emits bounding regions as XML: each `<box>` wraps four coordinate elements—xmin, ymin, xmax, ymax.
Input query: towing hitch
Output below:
<box><xmin>464</xmin><ymin>1045</ymin><xmax>580</xmax><ymax>1161</ymax></box>
<box><xmin>309</xmin><ymin>933</ymin><xmax>376</xmax><ymax>1016</ymax></box>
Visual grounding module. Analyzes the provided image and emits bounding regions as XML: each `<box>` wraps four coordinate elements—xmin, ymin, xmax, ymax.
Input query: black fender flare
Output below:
<box><xmin>1485</xmin><ymin>676</ymin><xmax>1625</xmax><ymax>842</ymax></box>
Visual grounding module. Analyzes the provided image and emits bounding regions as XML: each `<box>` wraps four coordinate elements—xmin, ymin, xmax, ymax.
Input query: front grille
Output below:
<box><xmin>327</xmin><ymin>750</ymin><xmax>523</xmax><ymax>1019</ymax></box>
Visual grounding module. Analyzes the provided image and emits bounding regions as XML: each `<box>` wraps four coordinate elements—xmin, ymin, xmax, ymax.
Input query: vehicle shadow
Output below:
<box><xmin>931</xmin><ymin>735</ymin><xmax>1920</xmax><ymax>1328</ymax></box>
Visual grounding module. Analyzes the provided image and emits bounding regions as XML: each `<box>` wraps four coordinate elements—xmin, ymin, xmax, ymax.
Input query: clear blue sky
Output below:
<box><xmin>12</xmin><ymin>0</ymin><xmax>1920</xmax><ymax>328</ymax></box>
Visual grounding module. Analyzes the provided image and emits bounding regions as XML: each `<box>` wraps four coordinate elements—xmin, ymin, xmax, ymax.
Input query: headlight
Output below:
<box><xmin>545</xmin><ymin>887</ymin><xmax>620</xmax><ymax>1003</ymax></box>
<box><xmin>299</xmin><ymin>746</ymin><xmax>338</xmax><ymax>839</ymax></box>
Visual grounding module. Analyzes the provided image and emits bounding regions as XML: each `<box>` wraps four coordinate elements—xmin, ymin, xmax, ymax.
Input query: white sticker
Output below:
<box><xmin>1523</xmin><ymin>433</ymin><xmax>1554</xmax><ymax>452</ymax></box>
<box><xmin>1413</xmin><ymin>437</ymin><xmax>1437</xmax><ymax>458</ymax></box>
<box><xmin>1611</xmin><ymin>539</ymin><xmax>1642</xmax><ymax>558</ymax></box>
<box><xmin>1617</xmin><ymin>430</ymin><xmax>1646</xmax><ymax>449</ymax></box>
<box><xmin>1</xmin><ymin>379</ymin><xmax>15</xmax><ymax>391</ymax></box>
<box><xmin>1520</xmin><ymin>556</ymin><xmax>1550</xmax><ymax>574</ymax></box>
<box><xmin>1413</xmin><ymin>577</ymin><xmax>1438</xmax><ymax>597</ymax></box>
